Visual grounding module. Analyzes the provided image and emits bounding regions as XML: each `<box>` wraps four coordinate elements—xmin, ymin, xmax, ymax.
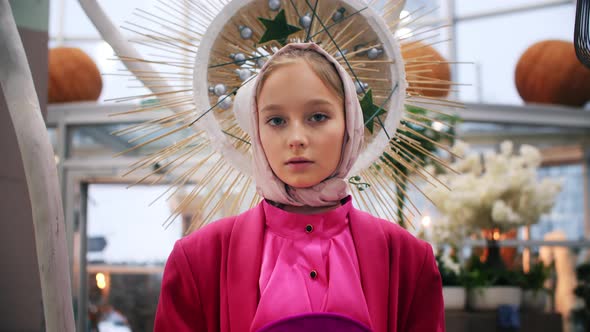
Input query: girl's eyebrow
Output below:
<box><xmin>259</xmin><ymin>104</ymin><xmax>284</xmax><ymax>113</ymax></box>
<box><xmin>260</xmin><ymin>99</ymin><xmax>336</xmax><ymax>113</ymax></box>
<box><xmin>305</xmin><ymin>99</ymin><xmax>334</xmax><ymax>107</ymax></box>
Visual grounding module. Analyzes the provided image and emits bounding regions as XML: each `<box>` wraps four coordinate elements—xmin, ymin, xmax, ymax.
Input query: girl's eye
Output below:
<box><xmin>310</xmin><ymin>113</ymin><xmax>328</xmax><ymax>122</ymax></box>
<box><xmin>267</xmin><ymin>117</ymin><xmax>285</xmax><ymax>126</ymax></box>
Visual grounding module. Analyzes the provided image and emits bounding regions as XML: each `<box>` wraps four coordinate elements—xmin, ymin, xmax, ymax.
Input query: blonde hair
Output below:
<box><xmin>256</xmin><ymin>48</ymin><xmax>345</xmax><ymax>100</ymax></box>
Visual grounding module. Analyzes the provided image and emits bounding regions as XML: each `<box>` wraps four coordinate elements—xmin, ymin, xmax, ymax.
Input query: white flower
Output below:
<box><xmin>454</xmin><ymin>154</ymin><xmax>482</xmax><ymax>175</ymax></box>
<box><xmin>485</xmin><ymin>153</ymin><xmax>509</xmax><ymax>176</ymax></box>
<box><xmin>492</xmin><ymin>200</ymin><xmax>522</xmax><ymax>224</ymax></box>
<box><xmin>451</xmin><ymin>140</ymin><xmax>469</xmax><ymax>158</ymax></box>
<box><xmin>520</xmin><ymin>144</ymin><xmax>542</xmax><ymax>168</ymax></box>
<box><xmin>441</xmin><ymin>252</ymin><xmax>461</xmax><ymax>275</ymax></box>
<box><xmin>500</xmin><ymin>141</ymin><xmax>513</xmax><ymax>156</ymax></box>
<box><xmin>428</xmin><ymin>139</ymin><xmax>562</xmax><ymax>236</ymax></box>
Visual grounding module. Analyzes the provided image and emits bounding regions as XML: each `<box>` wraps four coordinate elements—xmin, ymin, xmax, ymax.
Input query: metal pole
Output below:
<box><xmin>584</xmin><ymin>144</ymin><xmax>590</xmax><ymax>239</ymax></box>
<box><xmin>446</xmin><ymin>0</ymin><xmax>458</xmax><ymax>90</ymax></box>
<box><xmin>78</xmin><ymin>183</ymin><xmax>89</xmax><ymax>332</ymax></box>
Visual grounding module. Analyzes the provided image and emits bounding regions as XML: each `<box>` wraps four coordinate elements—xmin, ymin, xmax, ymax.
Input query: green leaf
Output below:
<box><xmin>360</xmin><ymin>89</ymin><xmax>386</xmax><ymax>134</ymax></box>
<box><xmin>258</xmin><ymin>10</ymin><xmax>302</xmax><ymax>45</ymax></box>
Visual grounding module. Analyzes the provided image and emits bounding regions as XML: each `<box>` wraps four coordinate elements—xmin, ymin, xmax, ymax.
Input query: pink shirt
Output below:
<box><xmin>251</xmin><ymin>196</ymin><xmax>373</xmax><ymax>331</ymax></box>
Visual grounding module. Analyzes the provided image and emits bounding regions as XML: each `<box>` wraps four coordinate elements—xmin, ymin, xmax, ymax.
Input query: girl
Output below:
<box><xmin>154</xmin><ymin>42</ymin><xmax>444</xmax><ymax>332</ymax></box>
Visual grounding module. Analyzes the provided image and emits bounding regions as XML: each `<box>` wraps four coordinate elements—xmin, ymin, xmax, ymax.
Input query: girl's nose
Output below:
<box><xmin>288</xmin><ymin>123</ymin><xmax>308</xmax><ymax>149</ymax></box>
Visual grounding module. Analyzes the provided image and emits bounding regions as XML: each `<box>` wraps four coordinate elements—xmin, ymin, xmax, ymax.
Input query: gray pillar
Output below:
<box><xmin>0</xmin><ymin>1</ymin><xmax>49</xmax><ymax>331</ymax></box>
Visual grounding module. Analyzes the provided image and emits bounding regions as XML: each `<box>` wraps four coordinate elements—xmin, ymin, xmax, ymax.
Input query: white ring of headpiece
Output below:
<box><xmin>193</xmin><ymin>0</ymin><xmax>407</xmax><ymax>178</ymax></box>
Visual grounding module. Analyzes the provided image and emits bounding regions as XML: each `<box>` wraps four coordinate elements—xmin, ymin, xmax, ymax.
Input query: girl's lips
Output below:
<box><xmin>285</xmin><ymin>160</ymin><xmax>314</xmax><ymax>171</ymax></box>
<box><xmin>286</xmin><ymin>157</ymin><xmax>312</xmax><ymax>164</ymax></box>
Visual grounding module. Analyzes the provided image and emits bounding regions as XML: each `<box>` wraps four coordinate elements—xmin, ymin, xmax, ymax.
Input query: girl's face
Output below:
<box><xmin>257</xmin><ymin>60</ymin><xmax>346</xmax><ymax>188</ymax></box>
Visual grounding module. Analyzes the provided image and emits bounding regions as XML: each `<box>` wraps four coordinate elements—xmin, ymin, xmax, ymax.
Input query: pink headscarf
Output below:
<box><xmin>249</xmin><ymin>43</ymin><xmax>364</xmax><ymax>207</ymax></box>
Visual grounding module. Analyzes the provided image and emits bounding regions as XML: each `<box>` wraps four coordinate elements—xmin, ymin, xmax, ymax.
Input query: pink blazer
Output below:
<box><xmin>154</xmin><ymin>203</ymin><xmax>445</xmax><ymax>332</ymax></box>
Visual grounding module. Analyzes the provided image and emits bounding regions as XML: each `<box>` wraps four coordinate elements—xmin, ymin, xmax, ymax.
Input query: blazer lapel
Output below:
<box><xmin>349</xmin><ymin>208</ymin><xmax>390</xmax><ymax>332</ymax></box>
<box><xmin>227</xmin><ymin>203</ymin><xmax>266</xmax><ymax>331</ymax></box>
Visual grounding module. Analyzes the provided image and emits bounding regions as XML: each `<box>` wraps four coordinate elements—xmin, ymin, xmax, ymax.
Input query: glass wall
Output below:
<box><xmin>82</xmin><ymin>184</ymin><xmax>182</xmax><ymax>331</ymax></box>
<box><xmin>533</xmin><ymin>164</ymin><xmax>585</xmax><ymax>241</ymax></box>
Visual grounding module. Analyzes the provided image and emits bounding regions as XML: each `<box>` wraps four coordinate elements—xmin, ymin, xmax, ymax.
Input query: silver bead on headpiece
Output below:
<box><xmin>332</xmin><ymin>8</ymin><xmax>346</xmax><ymax>22</ymax></box>
<box><xmin>334</xmin><ymin>49</ymin><xmax>348</xmax><ymax>58</ymax></box>
<box><xmin>367</xmin><ymin>48</ymin><xmax>383</xmax><ymax>60</ymax></box>
<box><xmin>299</xmin><ymin>14</ymin><xmax>312</xmax><ymax>29</ymax></box>
<box><xmin>235</xmin><ymin>68</ymin><xmax>252</xmax><ymax>81</ymax></box>
<box><xmin>268</xmin><ymin>0</ymin><xmax>281</xmax><ymax>11</ymax></box>
<box><xmin>354</xmin><ymin>81</ymin><xmax>369</xmax><ymax>94</ymax></box>
<box><xmin>238</xmin><ymin>25</ymin><xmax>253</xmax><ymax>39</ymax></box>
<box><xmin>213</xmin><ymin>83</ymin><xmax>227</xmax><ymax>96</ymax></box>
<box><xmin>230</xmin><ymin>52</ymin><xmax>247</xmax><ymax>65</ymax></box>
<box><xmin>218</xmin><ymin>95</ymin><xmax>233</xmax><ymax>110</ymax></box>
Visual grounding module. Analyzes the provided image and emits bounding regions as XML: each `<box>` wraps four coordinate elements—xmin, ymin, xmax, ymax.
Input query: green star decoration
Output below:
<box><xmin>258</xmin><ymin>10</ymin><xmax>302</xmax><ymax>45</ymax></box>
<box><xmin>360</xmin><ymin>88</ymin><xmax>386</xmax><ymax>134</ymax></box>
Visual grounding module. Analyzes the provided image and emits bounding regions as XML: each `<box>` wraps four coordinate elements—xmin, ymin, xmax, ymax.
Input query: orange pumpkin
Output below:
<box><xmin>515</xmin><ymin>40</ymin><xmax>590</xmax><ymax>106</ymax></box>
<box><xmin>48</xmin><ymin>47</ymin><xmax>102</xmax><ymax>103</ymax></box>
<box><xmin>401</xmin><ymin>41</ymin><xmax>451</xmax><ymax>97</ymax></box>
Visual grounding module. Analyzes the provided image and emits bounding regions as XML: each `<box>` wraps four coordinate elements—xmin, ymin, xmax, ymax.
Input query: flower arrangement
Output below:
<box><xmin>436</xmin><ymin>249</ymin><xmax>463</xmax><ymax>287</ymax></box>
<box><xmin>426</xmin><ymin>140</ymin><xmax>562</xmax><ymax>240</ymax></box>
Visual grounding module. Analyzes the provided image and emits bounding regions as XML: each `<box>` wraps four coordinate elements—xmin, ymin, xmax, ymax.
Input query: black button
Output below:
<box><xmin>305</xmin><ymin>224</ymin><xmax>313</xmax><ymax>233</ymax></box>
<box><xmin>310</xmin><ymin>270</ymin><xmax>318</xmax><ymax>279</ymax></box>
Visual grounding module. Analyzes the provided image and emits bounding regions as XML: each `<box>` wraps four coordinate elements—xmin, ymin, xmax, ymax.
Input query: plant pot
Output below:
<box><xmin>522</xmin><ymin>290</ymin><xmax>547</xmax><ymax>311</ymax></box>
<box><xmin>468</xmin><ymin>286</ymin><xmax>522</xmax><ymax>311</ymax></box>
<box><xmin>443</xmin><ymin>286</ymin><xmax>466</xmax><ymax>310</ymax></box>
